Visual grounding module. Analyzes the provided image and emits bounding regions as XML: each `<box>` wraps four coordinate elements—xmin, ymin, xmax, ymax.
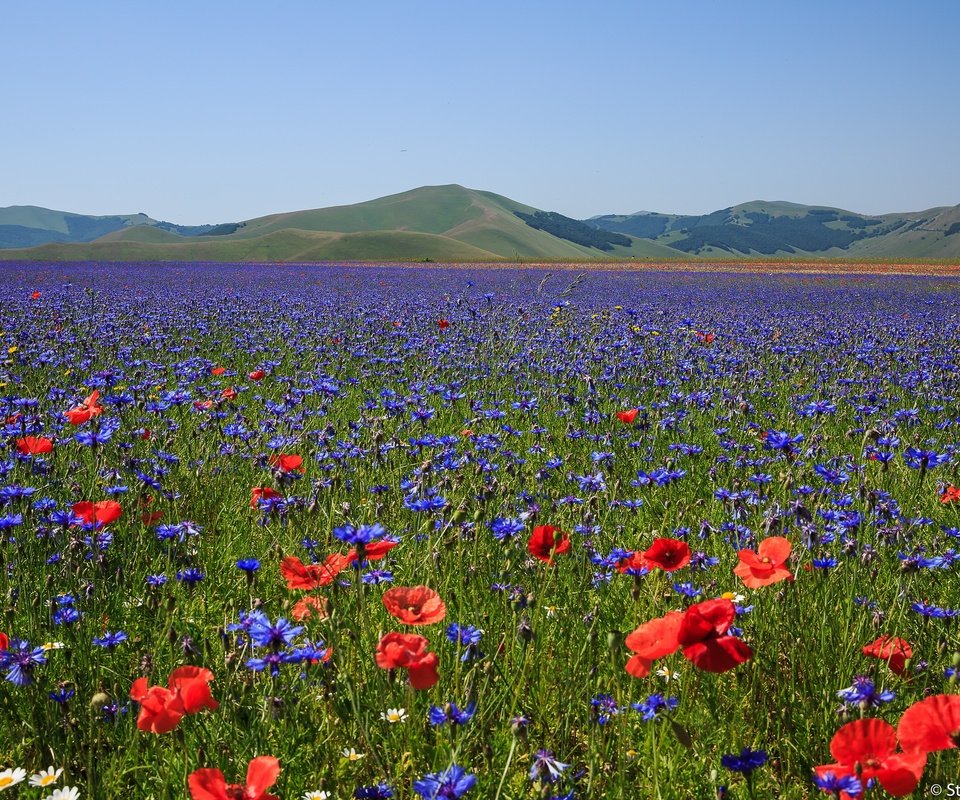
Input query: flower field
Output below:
<box><xmin>1</xmin><ymin>262</ymin><xmax>959</xmax><ymax>799</ymax></box>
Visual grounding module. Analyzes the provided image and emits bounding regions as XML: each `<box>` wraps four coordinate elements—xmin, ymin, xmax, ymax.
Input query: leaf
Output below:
<box><xmin>670</xmin><ymin>719</ymin><xmax>694</xmax><ymax>749</ymax></box>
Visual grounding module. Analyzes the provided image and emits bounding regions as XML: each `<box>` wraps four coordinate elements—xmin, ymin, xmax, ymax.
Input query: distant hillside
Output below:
<box><xmin>588</xmin><ymin>201</ymin><xmax>960</xmax><ymax>259</ymax></box>
<box><xmin>3</xmin><ymin>188</ymin><xmax>959</xmax><ymax>262</ymax></box>
<box><xmin>0</xmin><ymin>205</ymin><xmax>239</xmax><ymax>249</ymax></box>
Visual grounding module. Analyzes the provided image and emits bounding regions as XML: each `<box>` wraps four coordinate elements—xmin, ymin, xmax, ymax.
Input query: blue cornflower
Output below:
<box><xmin>911</xmin><ymin>602</ymin><xmax>959</xmax><ymax>619</ymax></box>
<box><xmin>236</xmin><ymin>558</ymin><xmax>261</xmax><ymax>574</ymax></box>
<box><xmin>0</xmin><ymin>639</ymin><xmax>48</xmax><ymax>685</ymax></box>
<box><xmin>631</xmin><ymin>693</ymin><xmax>679</xmax><ymax>721</ymax></box>
<box><xmin>361</xmin><ymin>569</ymin><xmax>394</xmax><ymax>585</ymax></box>
<box><xmin>903</xmin><ymin>447</ymin><xmax>950</xmax><ymax>470</ymax></box>
<box><xmin>333</xmin><ymin>522</ymin><xmax>387</xmax><ymax>546</ymax></box>
<box><xmin>812</xmin><ymin>771</ymin><xmax>862</xmax><ymax>797</ymax></box>
<box><xmin>176</xmin><ymin>568</ymin><xmax>205</xmax><ymax>586</ymax></box>
<box><xmin>146</xmin><ymin>574</ymin><xmax>168</xmax><ymax>587</ymax></box>
<box><xmin>429</xmin><ymin>701</ymin><xmax>476</xmax><ymax>726</ymax></box>
<box><xmin>354</xmin><ymin>783</ymin><xmax>394</xmax><ymax>799</ymax></box>
<box><xmin>49</xmin><ymin>687</ymin><xmax>75</xmax><ymax>704</ymax></box>
<box><xmin>247</xmin><ymin>614</ymin><xmax>304</xmax><ymax>649</ymax></box>
<box><xmin>93</xmin><ymin>631</ymin><xmax>129</xmax><ymax>649</ymax></box>
<box><xmin>720</xmin><ymin>747</ymin><xmax>768</xmax><ymax>775</ymax></box>
<box><xmin>413</xmin><ymin>764</ymin><xmax>476</xmax><ymax>799</ymax></box>
<box><xmin>446</xmin><ymin>623</ymin><xmax>483</xmax><ymax>660</ymax></box>
<box><xmin>837</xmin><ymin>676</ymin><xmax>895</xmax><ymax>708</ymax></box>
<box><xmin>590</xmin><ymin>693</ymin><xmax>622</xmax><ymax>724</ymax></box>
<box><xmin>528</xmin><ymin>749</ymin><xmax>570</xmax><ymax>783</ymax></box>
<box><xmin>490</xmin><ymin>517</ymin><xmax>525</xmax><ymax>541</ymax></box>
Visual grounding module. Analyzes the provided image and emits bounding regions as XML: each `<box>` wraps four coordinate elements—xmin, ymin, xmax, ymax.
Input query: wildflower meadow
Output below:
<box><xmin>0</xmin><ymin>262</ymin><xmax>958</xmax><ymax>799</ymax></box>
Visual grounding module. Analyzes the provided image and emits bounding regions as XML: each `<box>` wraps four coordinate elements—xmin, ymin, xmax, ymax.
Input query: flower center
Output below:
<box><xmin>0</xmin><ymin>778</ymin><xmax>12</xmax><ymax>788</ymax></box>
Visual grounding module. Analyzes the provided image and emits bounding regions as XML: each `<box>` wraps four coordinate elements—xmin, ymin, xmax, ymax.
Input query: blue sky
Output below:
<box><xmin>2</xmin><ymin>1</ymin><xmax>958</xmax><ymax>223</ymax></box>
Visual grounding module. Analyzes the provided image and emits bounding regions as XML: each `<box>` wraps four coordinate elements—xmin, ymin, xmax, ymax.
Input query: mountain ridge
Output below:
<box><xmin>2</xmin><ymin>185</ymin><xmax>958</xmax><ymax>261</ymax></box>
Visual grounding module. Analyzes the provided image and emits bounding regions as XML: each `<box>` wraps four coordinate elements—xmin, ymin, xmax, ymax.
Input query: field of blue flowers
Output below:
<box><xmin>0</xmin><ymin>262</ymin><xmax>958</xmax><ymax>800</ymax></box>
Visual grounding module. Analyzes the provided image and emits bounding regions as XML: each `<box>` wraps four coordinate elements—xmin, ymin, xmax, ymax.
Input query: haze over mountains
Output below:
<box><xmin>2</xmin><ymin>185</ymin><xmax>959</xmax><ymax>262</ymax></box>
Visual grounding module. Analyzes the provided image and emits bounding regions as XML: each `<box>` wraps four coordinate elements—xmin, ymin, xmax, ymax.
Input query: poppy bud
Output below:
<box><xmin>90</xmin><ymin>691</ymin><xmax>111</xmax><ymax>710</ymax></box>
<box><xmin>606</xmin><ymin>631</ymin><xmax>623</xmax><ymax>651</ymax></box>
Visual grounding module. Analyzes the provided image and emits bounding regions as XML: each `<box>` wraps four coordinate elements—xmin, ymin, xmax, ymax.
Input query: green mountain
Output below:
<box><xmin>588</xmin><ymin>201</ymin><xmax>960</xmax><ymax>259</ymax></box>
<box><xmin>2</xmin><ymin>187</ymin><xmax>959</xmax><ymax>262</ymax></box>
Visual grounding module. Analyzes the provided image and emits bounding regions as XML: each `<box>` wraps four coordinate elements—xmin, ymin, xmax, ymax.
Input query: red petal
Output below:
<box><xmin>830</xmin><ymin>718</ymin><xmax>898</xmax><ymax>765</ymax></box>
<box><xmin>245</xmin><ymin>756</ymin><xmax>281</xmax><ymax>798</ymax></box>
<box><xmin>898</xmin><ymin>694</ymin><xmax>960</xmax><ymax>754</ymax></box>
<box><xmin>624</xmin><ymin>611</ymin><xmax>683</xmax><ymax>659</ymax></box>
<box><xmin>757</xmin><ymin>536</ymin><xmax>791</xmax><ymax>565</ymax></box>
<box><xmin>682</xmin><ymin>636</ymin><xmax>752</xmax><ymax>672</ymax></box>
<box><xmin>188</xmin><ymin>768</ymin><xmax>229</xmax><ymax>800</ymax></box>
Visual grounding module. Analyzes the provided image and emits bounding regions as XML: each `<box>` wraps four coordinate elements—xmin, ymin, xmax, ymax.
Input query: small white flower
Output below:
<box><xmin>45</xmin><ymin>788</ymin><xmax>80</xmax><ymax>800</ymax></box>
<box><xmin>30</xmin><ymin>766</ymin><xmax>63</xmax><ymax>787</ymax></box>
<box><xmin>41</xmin><ymin>642</ymin><xmax>65</xmax><ymax>652</ymax></box>
<box><xmin>302</xmin><ymin>791</ymin><xmax>330</xmax><ymax>800</ymax></box>
<box><xmin>340</xmin><ymin>747</ymin><xmax>364</xmax><ymax>761</ymax></box>
<box><xmin>380</xmin><ymin>707</ymin><xmax>408</xmax><ymax>724</ymax></box>
<box><xmin>656</xmin><ymin>666</ymin><xmax>681</xmax><ymax>683</ymax></box>
<box><xmin>0</xmin><ymin>768</ymin><xmax>27</xmax><ymax>792</ymax></box>
<box><xmin>542</xmin><ymin>605</ymin><xmax>559</xmax><ymax>618</ymax></box>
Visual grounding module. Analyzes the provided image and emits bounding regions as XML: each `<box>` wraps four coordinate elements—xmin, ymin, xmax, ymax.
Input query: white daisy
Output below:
<box><xmin>656</xmin><ymin>666</ymin><xmax>681</xmax><ymax>683</ymax></box>
<box><xmin>380</xmin><ymin>707</ymin><xmax>407</xmax><ymax>724</ymax></box>
<box><xmin>0</xmin><ymin>768</ymin><xmax>27</xmax><ymax>792</ymax></box>
<box><xmin>29</xmin><ymin>766</ymin><xmax>63</xmax><ymax>787</ymax></box>
<box><xmin>340</xmin><ymin>747</ymin><xmax>364</xmax><ymax>761</ymax></box>
<box><xmin>45</xmin><ymin>788</ymin><xmax>80</xmax><ymax>800</ymax></box>
<box><xmin>302</xmin><ymin>791</ymin><xmax>330</xmax><ymax>800</ymax></box>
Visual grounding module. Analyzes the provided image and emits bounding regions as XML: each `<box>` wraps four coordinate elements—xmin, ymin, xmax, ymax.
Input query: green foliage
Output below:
<box><xmin>514</xmin><ymin>211</ymin><xmax>632</xmax><ymax>250</ymax></box>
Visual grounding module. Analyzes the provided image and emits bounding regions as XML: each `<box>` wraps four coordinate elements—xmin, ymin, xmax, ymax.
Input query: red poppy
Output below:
<box><xmin>374</xmin><ymin>632</ymin><xmax>440</xmax><ymax>690</ymax></box>
<box><xmin>280</xmin><ymin>554</ymin><xmax>350</xmax><ymax>590</ymax></box>
<box><xmin>15</xmin><ymin>436</ymin><xmax>53</xmax><ymax>455</ymax></box>
<box><xmin>624</xmin><ymin>611</ymin><xmax>683</xmax><ymax>678</ymax></box>
<box><xmin>615</xmin><ymin>408</ymin><xmax>639</xmax><ymax>424</ymax></box>
<box><xmin>72</xmin><ymin>500</ymin><xmax>123</xmax><ymax>528</ymax></box>
<box><xmin>862</xmin><ymin>636</ymin><xmax>913</xmax><ymax>677</ymax></box>
<box><xmin>527</xmin><ymin>525</ymin><xmax>571</xmax><ymax>565</ymax></box>
<box><xmin>138</xmin><ymin>429</ymin><xmax>152</xmax><ymax>441</ymax></box>
<box><xmin>250</xmin><ymin>487</ymin><xmax>281</xmax><ymax>508</ymax></box>
<box><xmin>815</xmin><ymin>718</ymin><xmax>926</xmax><ymax>797</ymax></box>
<box><xmin>615</xmin><ymin>551</ymin><xmax>648</xmax><ymax>574</ymax></box>
<box><xmin>269</xmin><ymin>453</ymin><xmax>304</xmax><ymax>473</ymax></box>
<box><xmin>733</xmin><ymin>536</ymin><xmax>793</xmax><ymax>589</ymax></box>
<box><xmin>350</xmin><ymin>538</ymin><xmax>397</xmax><ymax>562</ymax></box>
<box><xmin>65</xmin><ymin>390</ymin><xmax>103</xmax><ymax>425</ymax></box>
<box><xmin>461</xmin><ymin>428</ymin><xmax>475</xmax><ymax>438</ymax></box>
<box><xmin>210</xmin><ymin>366</ymin><xmax>226</xmax><ymax>376</ymax></box>
<box><xmin>291</xmin><ymin>595</ymin><xmax>330</xmax><ymax>621</ymax></box>
<box><xmin>897</xmin><ymin>694</ymin><xmax>960</xmax><ymax>754</ymax></box>
<box><xmin>0</xmin><ymin>632</ymin><xmax>8</xmax><ymax>651</ymax></box>
<box><xmin>221</xmin><ymin>387</ymin><xmax>237</xmax><ymax>401</ymax></box>
<box><xmin>694</xmin><ymin>331</ymin><xmax>715</xmax><ymax>344</ymax></box>
<box><xmin>940</xmin><ymin>485</ymin><xmax>960</xmax><ymax>504</ymax></box>
<box><xmin>437</xmin><ymin>319</ymin><xmax>450</xmax><ymax>330</ymax></box>
<box><xmin>248</xmin><ymin>369</ymin><xmax>266</xmax><ymax>381</ymax></box>
<box><xmin>382</xmin><ymin>585</ymin><xmax>447</xmax><ymax>625</ymax></box>
<box><xmin>641</xmin><ymin>538</ymin><xmax>691</xmax><ymax>572</ymax></box>
<box><xmin>130</xmin><ymin>666</ymin><xmax>218</xmax><ymax>734</ymax></box>
<box><xmin>676</xmin><ymin>598</ymin><xmax>752</xmax><ymax>673</ymax></box>
<box><xmin>194</xmin><ymin>400</ymin><xmax>214</xmax><ymax>411</ymax></box>
<box><xmin>31</xmin><ymin>291</ymin><xmax>41</xmax><ymax>299</ymax></box>
<box><xmin>188</xmin><ymin>755</ymin><xmax>280</xmax><ymax>800</ymax></box>
<box><xmin>142</xmin><ymin>511</ymin><xmax>164</xmax><ymax>526</ymax></box>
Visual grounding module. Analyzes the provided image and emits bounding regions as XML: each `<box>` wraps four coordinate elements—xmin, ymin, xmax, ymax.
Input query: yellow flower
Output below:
<box><xmin>7</xmin><ymin>346</ymin><xmax>17</xmax><ymax>355</ymax></box>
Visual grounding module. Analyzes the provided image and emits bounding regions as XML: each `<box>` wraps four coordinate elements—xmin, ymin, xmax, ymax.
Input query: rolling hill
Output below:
<box><xmin>2</xmin><ymin>186</ymin><xmax>958</xmax><ymax>262</ymax></box>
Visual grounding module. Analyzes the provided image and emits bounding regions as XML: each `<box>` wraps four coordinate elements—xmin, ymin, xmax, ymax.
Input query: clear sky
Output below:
<box><xmin>2</xmin><ymin>1</ymin><xmax>958</xmax><ymax>223</ymax></box>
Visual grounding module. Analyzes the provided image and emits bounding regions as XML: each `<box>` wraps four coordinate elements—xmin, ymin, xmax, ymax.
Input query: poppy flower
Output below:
<box><xmin>221</xmin><ymin>387</ymin><xmax>237</xmax><ymax>401</ymax></box>
<box><xmin>269</xmin><ymin>453</ymin><xmax>304</xmax><ymax>473</ymax></box>
<box><xmin>130</xmin><ymin>666</ymin><xmax>219</xmax><ymax>734</ymax></box>
<box><xmin>862</xmin><ymin>636</ymin><xmax>913</xmax><ymax>677</ymax></box>
<box><xmin>248</xmin><ymin>369</ymin><xmax>265</xmax><ymax>381</ymax></box>
<box><xmin>897</xmin><ymin>694</ymin><xmax>960</xmax><ymax>754</ymax></box>
<box><xmin>615</xmin><ymin>409</ymin><xmax>638</xmax><ymax>424</ymax></box>
<box><xmin>527</xmin><ymin>525</ymin><xmax>571</xmax><ymax>565</ymax></box>
<box><xmin>194</xmin><ymin>400</ymin><xmax>214</xmax><ymax>411</ymax></box>
<box><xmin>641</xmin><ymin>538</ymin><xmax>691</xmax><ymax>572</ymax></box>
<box><xmin>351</xmin><ymin>538</ymin><xmax>397</xmax><ymax>563</ymax></box>
<box><xmin>210</xmin><ymin>366</ymin><xmax>226</xmax><ymax>376</ymax></box>
<box><xmin>375</xmin><ymin>632</ymin><xmax>440</xmax><ymax>690</ymax></box>
<box><xmin>280</xmin><ymin>554</ymin><xmax>350</xmax><ymax>590</ymax></box>
<box><xmin>814</xmin><ymin>718</ymin><xmax>926</xmax><ymax>797</ymax></box>
<box><xmin>437</xmin><ymin>319</ymin><xmax>450</xmax><ymax>330</ymax></box>
<box><xmin>291</xmin><ymin>595</ymin><xmax>330</xmax><ymax>621</ymax></box>
<box><xmin>15</xmin><ymin>436</ymin><xmax>53</xmax><ymax>455</ymax></box>
<box><xmin>72</xmin><ymin>500</ymin><xmax>123</xmax><ymax>528</ymax></box>
<box><xmin>940</xmin><ymin>485</ymin><xmax>960</xmax><ymax>504</ymax></box>
<box><xmin>188</xmin><ymin>755</ymin><xmax>280</xmax><ymax>800</ymax></box>
<box><xmin>615</xmin><ymin>552</ymin><xmax>648</xmax><ymax>575</ymax></box>
<box><xmin>676</xmin><ymin>598</ymin><xmax>752</xmax><ymax>673</ymax></box>
<box><xmin>0</xmin><ymin>632</ymin><xmax>8</xmax><ymax>651</ymax></box>
<box><xmin>382</xmin><ymin>586</ymin><xmax>447</xmax><ymax>625</ymax></box>
<box><xmin>250</xmin><ymin>487</ymin><xmax>281</xmax><ymax>509</ymax></box>
<box><xmin>31</xmin><ymin>291</ymin><xmax>41</xmax><ymax>299</ymax></box>
<box><xmin>624</xmin><ymin>611</ymin><xmax>683</xmax><ymax>678</ymax></box>
<box><xmin>733</xmin><ymin>536</ymin><xmax>793</xmax><ymax>589</ymax></box>
<box><xmin>65</xmin><ymin>390</ymin><xmax>103</xmax><ymax>425</ymax></box>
